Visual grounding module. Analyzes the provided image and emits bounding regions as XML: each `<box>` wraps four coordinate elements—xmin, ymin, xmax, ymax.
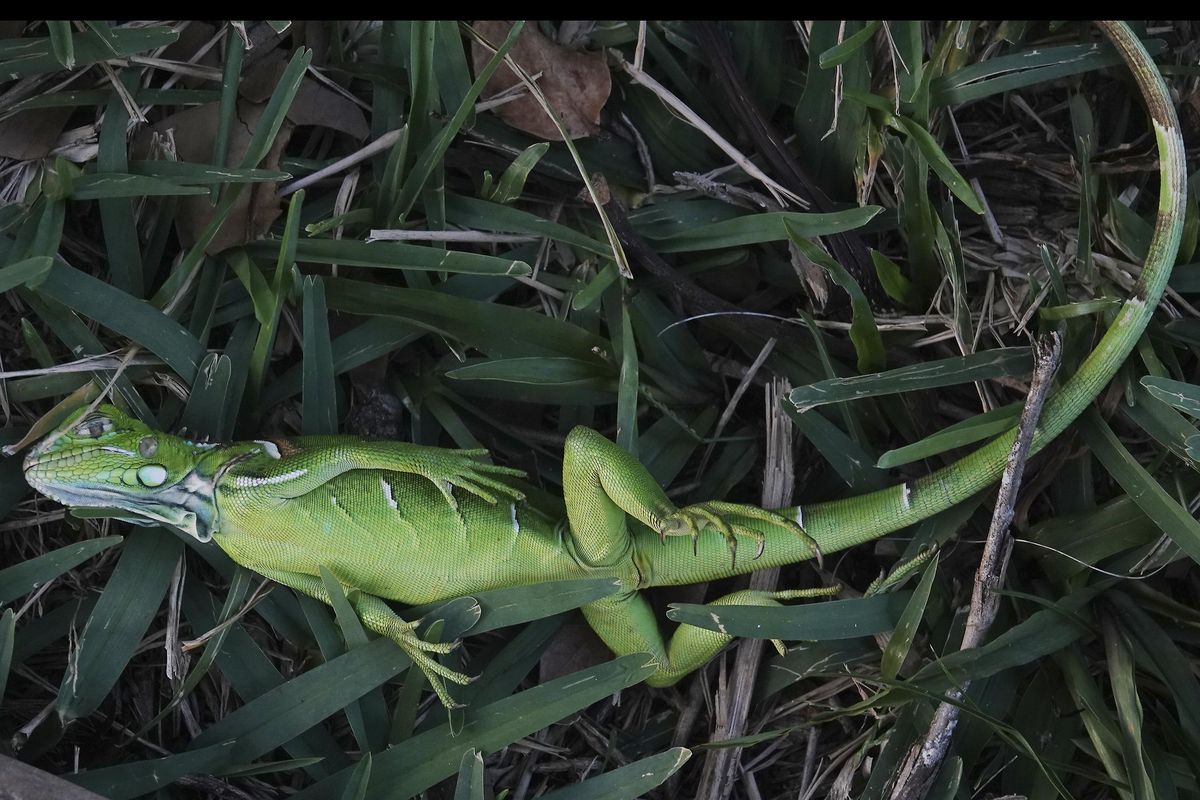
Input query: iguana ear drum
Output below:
<box><xmin>137</xmin><ymin>465</ymin><xmax>167</xmax><ymax>487</ymax></box>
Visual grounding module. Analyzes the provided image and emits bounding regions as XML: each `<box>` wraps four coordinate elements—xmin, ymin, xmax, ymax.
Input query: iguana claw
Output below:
<box><xmin>658</xmin><ymin>501</ymin><xmax>822</xmax><ymax>568</ymax></box>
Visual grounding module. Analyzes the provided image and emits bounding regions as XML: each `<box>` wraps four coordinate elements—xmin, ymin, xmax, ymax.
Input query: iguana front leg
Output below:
<box><xmin>251</xmin><ymin>565</ymin><xmax>471</xmax><ymax>708</ymax></box>
<box><xmin>232</xmin><ymin>439</ymin><xmax>527</xmax><ymax>506</ymax></box>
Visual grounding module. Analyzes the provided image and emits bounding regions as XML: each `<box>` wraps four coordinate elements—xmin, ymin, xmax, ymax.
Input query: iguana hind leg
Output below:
<box><xmin>561</xmin><ymin>426</ymin><xmax>815</xmax><ymax>570</ymax></box>
<box><xmin>563</xmin><ymin>426</ymin><xmax>836</xmax><ymax>684</ymax></box>
<box><xmin>583</xmin><ymin>586</ymin><xmax>839</xmax><ymax>686</ymax></box>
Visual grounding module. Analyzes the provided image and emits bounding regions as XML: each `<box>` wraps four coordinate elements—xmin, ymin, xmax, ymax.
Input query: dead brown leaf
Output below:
<box><xmin>141</xmin><ymin>98</ymin><xmax>294</xmax><ymax>253</ymax></box>
<box><xmin>159</xmin><ymin>21</ymin><xmax>220</xmax><ymax>89</ymax></box>
<box><xmin>472</xmin><ymin>21</ymin><xmax>611</xmax><ymax>141</ymax></box>
<box><xmin>241</xmin><ymin>54</ymin><xmax>369</xmax><ymax>140</ymax></box>
<box><xmin>138</xmin><ymin>58</ymin><xmax>368</xmax><ymax>254</ymax></box>
<box><xmin>538</xmin><ymin>616</ymin><xmax>614</xmax><ymax>684</ymax></box>
<box><xmin>0</xmin><ymin>107</ymin><xmax>72</xmax><ymax>161</ymax></box>
<box><xmin>0</xmin><ymin>21</ymin><xmax>27</xmax><ymax>39</ymax></box>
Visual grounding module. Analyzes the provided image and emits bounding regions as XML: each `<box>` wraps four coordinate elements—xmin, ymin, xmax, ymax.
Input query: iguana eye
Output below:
<box><xmin>73</xmin><ymin>415</ymin><xmax>113</xmax><ymax>438</ymax></box>
<box><xmin>138</xmin><ymin>436</ymin><xmax>158</xmax><ymax>457</ymax></box>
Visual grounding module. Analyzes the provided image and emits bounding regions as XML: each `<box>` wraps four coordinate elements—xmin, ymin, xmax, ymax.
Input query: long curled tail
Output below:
<box><xmin>645</xmin><ymin>21</ymin><xmax>1186</xmax><ymax>585</ymax></box>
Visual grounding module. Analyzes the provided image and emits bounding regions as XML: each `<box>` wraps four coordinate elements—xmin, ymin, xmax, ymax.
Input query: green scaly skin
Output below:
<box><xmin>21</xmin><ymin>22</ymin><xmax>1184</xmax><ymax>708</ymax></box>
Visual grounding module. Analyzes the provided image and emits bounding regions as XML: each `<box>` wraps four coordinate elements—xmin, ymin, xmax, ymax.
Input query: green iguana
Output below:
<box><xmin>20</xmin><ymin>21</ymin><xmax>1186</xmax><ymax>709</ymax></box>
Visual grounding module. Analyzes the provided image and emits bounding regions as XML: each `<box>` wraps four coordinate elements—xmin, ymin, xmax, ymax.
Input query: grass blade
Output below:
<box><xmin>56</xmin><ymin>530</ymin><xmax>182</xmax><ymax>721</ymax></box>
<box><xmin>788</xmin><ymin>229</ymin><xmax>885</xmax><ymax>372</ymax></box>
<box><xmin>452</xmin><ymin>749</ymin><xmax>483</xmax><ymax>800</ymax></box>
<box><xmin>788</xmin><ymin>348</ymin><xmax>1032</xmax><ymax>413</ymax></box>
<box><xmin>0</xmin><ymin>537</ymin><xmax>122</xmax><ymax>605</ymax></box>
<box><xmin>667</xmin><ymin>593</ymin><xmax>910</xmax><ymax>640</ymax></box>
<box><xmin>291</xmin><ymin>653</ymin><xmax>657</xmax><ymax>800</ymax></box>
<box><xmin>302</xmin><ymin>276</ymin><xmax>337</xmax><ymax>435</ymax></box>
<box><xmin>538</xmin><ymin>748</ymin><xmax>692</xmax><ymax>800</ymax></box>
<box><xmin>1140</xmin><ymin>375</ymin><xmax>1200</xmax><ymax>418</ymax></box>
<box><xmin>247</xmin><ymin>238</ymin><xmax>532</xmax><ymax>276</ymax></box>
<box><xmin>1079</xmin><ymin>409</ymin><xmax>1200</xmax><ymax>565</ymax></box>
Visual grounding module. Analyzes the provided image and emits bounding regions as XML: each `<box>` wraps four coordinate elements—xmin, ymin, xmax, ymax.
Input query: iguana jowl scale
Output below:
<box><xmin>21</xmin><ymin>20</ymin><xmax>1187</xmax><ymax>709</ymax></box>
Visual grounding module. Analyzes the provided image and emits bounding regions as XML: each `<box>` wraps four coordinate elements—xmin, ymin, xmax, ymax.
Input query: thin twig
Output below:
<box><xmin>279</xmin><ymin>128</ymin><xmax>404</xmax><ymax>197</ymax></box>
<box><xmin>887</xmin><ymin>331</ymin><xmax>1063</xmax><ymax>800</ymax></box>
<box><xmin>367</xmin><ymin>229</ymin><xmax>538</xmax><ymax>244</ymax></box>
<box><xmin>696</xmin><ymin>377</ymin><xmax>794</xmax><ymax>800</ymax></box>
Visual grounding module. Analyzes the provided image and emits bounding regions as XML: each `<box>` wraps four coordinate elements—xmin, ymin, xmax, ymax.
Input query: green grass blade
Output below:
<box><xmin>187</xmin><ymin>636</ymin><xmax>409</xmax><ymax>758</ymax></box>
<box><xmin>788</xmin><ymin>230</ymin><xmax>885</xmax><ymax>372</ymax></box>
<box><xmin>1108</xmin><ymin>591</ymin><xmax>1200</xmax><ymax>752</ymax></box>
<box><xmin>486</xmin><ymin>143</ymin><xmax>550</xmax><ymax>205</ymax></box>
<box><xmin>246</xmin><ymin>190</ymin><xmax>304</xmax><ymax>407</ymax></box>
<box><xmin>290</xmin><ymin>653</ymin><xmax>657</xmax><ymax>800</ymax></box>
<box><xmin>128</xmin><ymin>161</ymin><xmax>288</xmax><ymax>184</ymax></box>
<box><xmin>445</xmin><ymin>356</ymin><xmax>616</xmax><ymax>387</ymax></box>
<box><xmin>452</xmin><ymin>749</ymin><xmax>484</xmax><ymax>800</ymax></box>
<box><xmin>318</xmin><ymin>567</ymin><xmax>389</xmax><ymax>753</ymax></box>
<box><xmin>444</xmin><ymin>193</ymin><xmax>609</xmax><ymax>255</ymax></box>
<box><xmin>0</xmin><ymin>537</ymin><xmax>122</xmax><ymax>605</ymax></box>
<box><xmin>96</xmin><ymin>74</ymin><xmax>143</xmax><ymax>297</ymax></box>
<box><xmin>456</xmin><ymin>616</ymin><xmax>561</xmax><ymax>708</ymax></box>
<box><xmin>1141</xmin><ymin>376</ymin><xmax>1200</xmax><ymax>418</ymax></box>
<box><xmin>931</xmin><ymin>39</ymin><xmax>1166</xmax><ymax>106</ymax></box>
<box><xmin>0</xmin><ymin>608</ymin><xmax>15</xmax><ymax>707</ymax></box>
<box><xmin>1101</xmin><ymin>614</ymin><xmax>1154</xmax><ymax>800</ymax></box>
<box><xmin>391</xmin><ymin>22</ymin><xmax>523</xmax><ymax>221</ymax></box>
<box><xmin>322</xmin><ymin>278</ymin><xmax>609</xmax><ymax>362</ymax></box>
<box><xmin>818</xmin><ymin>21</ymin><xmax>881</xmax><ymax>68</ymax></box>
<box><xmin>72</xmin><ymin>174</ymin><xmax>211</xmax><ymax>199</ymax></box>
<box><xmin>45</xmin><ymin>20</ymin><xmax>75</xmax><ymax>68</ymax></box>
<box><xmin>302</xmin><ymin>276</ymin><xmax>337</xmax><ymax>435</ymax></box>
<box><xmin>407</xmin><ymin>578</ymin><xmax>620</xmax><ymax>636</ymax></box>
<box><xmin>1079</xmin><ymin>409</ymin><xmax>1200</xmax><ymax>565</ymax></box>
<box><xmin>880</xmin><ymin>555</ymin><xmax>938</xmax><ymax>681</ymax></box>
<box><xmin>877</xmin><ymin>402</ymin><xmax>1022</xmax><ymax>469</ymax></box>
<box><xmin>537</xmin><ymin>748</ymin><xmax>692</xmax><ymax>800</ymax></box>
<box><xmin>788</xmin><ymin>347</ymin><xmax>1032</xmax><ymax>413</ymax></box>
<box><xmin>182</xmin><ymin>354</ymin><xmax>233</xmax><ymax>437</ymax></box>
<box><xmin>34</xmin><ymin>262</ymin><xmax>205</xmax><ymax>382</ymax></box>
<box><xmin>56</xmin><ymin>529</ymin><xmax>182</xmax><ymax>721</ymax></box>
<box><xmin>667</xmin><ymin>593</ymin><xmax>910</xmax><ymax>640</ymax></box>
<box><xmin>68</xmin><ymin>742</ymin><xmax>238</xmax><ymax>799</ymax></box>
<box><xmin>0</xmin><ymin>26</ymin><xmax>177</xmax><ymax>79</ymax></box>
<box><xmin>212</xmin><ymin>24</ymin><xmax>246</xmax><ymax>193</ymax></box>
<box><xmin>339</xmin><ymin>754</ymin><xmax>371</xmax><ymax>800</ymax></box>
<box><xmin>653</xmin><ymin>207</ymin><xmax>883</xmax><ymax>252</ymax></box>
<box><xmin>887</xmin><ymin>114</ymin><xmax>983</xmax><ymax>214</ymax></box>
<box><xmin>907</xmin><ymin>588</ymin><xmax>1100</xmax><ymax>694</ymax></box>
<box><xmin>783</xmin><ymin>401</ymin><xmax>888</xmax><ymax>490</ymax></box>
<box><xmin>247</xmin><ymin>238</ymin><xmax>532</xmax><ymax>276</ymax></box>
<box><xmin>0</xmin><ymin>256</ymin><xmax>53</xmax><ymax>293</ymax></box>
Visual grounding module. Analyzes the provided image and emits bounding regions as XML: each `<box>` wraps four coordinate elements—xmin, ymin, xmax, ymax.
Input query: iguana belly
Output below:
<box><xmin>212</xmin><ymin>470</ymin><xmax>589</xmax><ymax>604</ymax></box>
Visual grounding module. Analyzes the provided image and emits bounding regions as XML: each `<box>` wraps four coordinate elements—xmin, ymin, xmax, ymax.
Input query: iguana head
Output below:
<box><xmin>23</xmin><ymin>404</ymin><xmax>222</xmax><ymax>541</ymax></box>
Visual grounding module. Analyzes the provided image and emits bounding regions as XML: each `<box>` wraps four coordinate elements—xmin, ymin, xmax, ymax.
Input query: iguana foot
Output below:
<box><xmin>388</xmin><ymin>621</ymin><xmax>474</xmax><ymax>708</ymax></box>
<box><xmin>658</xmin><ymin>501</ymin><xmax>822</xmax><ymax>568</ymax></box>
<box><xmin>423</xmin><ymin>448</ymin><xmax>527</xmax><ymax>506</ymax></box>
